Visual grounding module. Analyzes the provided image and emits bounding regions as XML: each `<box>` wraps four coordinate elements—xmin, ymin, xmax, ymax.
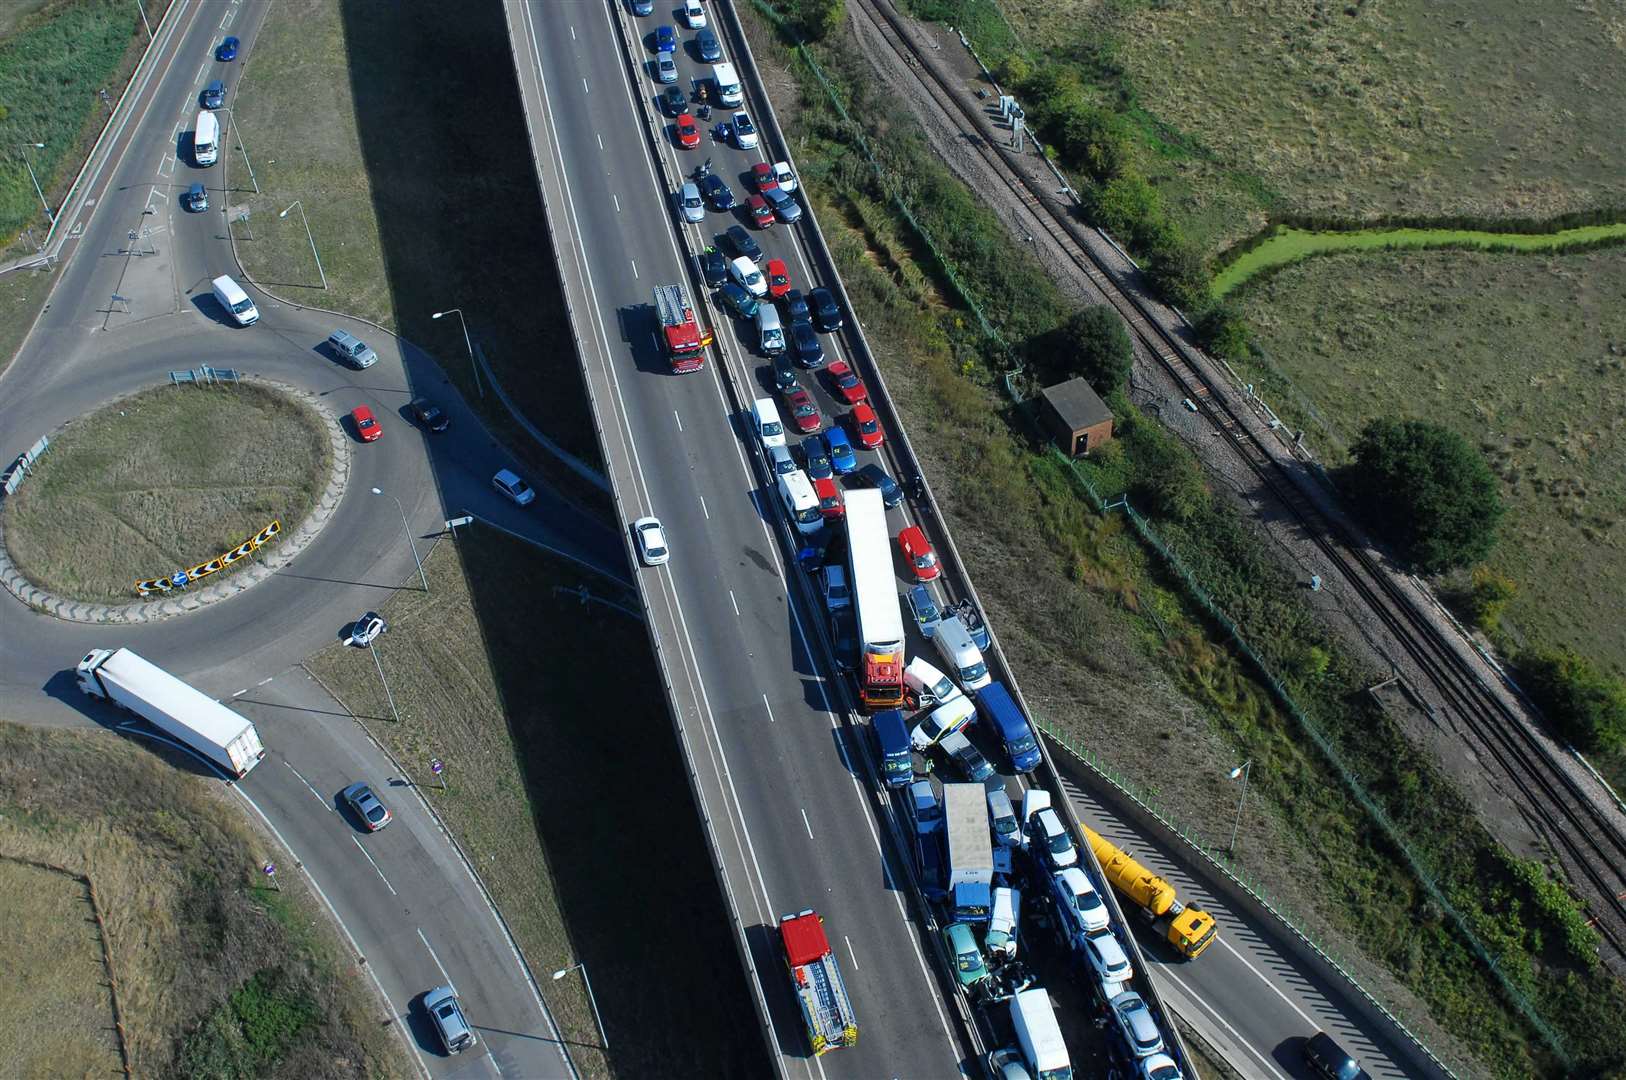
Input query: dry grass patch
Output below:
<box><xmin>0</xmin><ymin>857</ymin><xmax>123</xmax><ymax>1076</ymax></box>
<box><xmin>0</xmin><ymin>721</ymin><xmax>404</xmax><ymax>1078</ymax></box>
<box><xmin>3</xmin><ymin>382</ymin><xmax>329</xmax><ymax>602</ymax></box>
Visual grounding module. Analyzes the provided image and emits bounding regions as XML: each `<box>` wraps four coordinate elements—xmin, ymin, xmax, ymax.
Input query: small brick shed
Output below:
<box><xmin>1038</xmin><ymin>378</ymin><xmax>1114</xmax><ymax>456</ymax></box>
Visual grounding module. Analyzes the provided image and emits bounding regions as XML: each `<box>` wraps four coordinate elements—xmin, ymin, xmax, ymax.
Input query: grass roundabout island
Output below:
<box><xmin>3</xmin><ymin>383</ymin><xmax>333</xmax><ymax>604</ymax></box>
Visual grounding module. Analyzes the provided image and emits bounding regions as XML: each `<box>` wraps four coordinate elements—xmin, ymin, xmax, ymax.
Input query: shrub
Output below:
<box><xmin>1124</xmin><ymin>416</ymin><xmax>1209</xmax><ymax>522</ymax></box>
<box><xmin>1339</xmin><ymin>418</ymin><xmax>1504</xmax><ymax>573</ymax></box>
<box><xmin>1464</xmin><ymin>566</ymin><xmax>1517</xmax><ymax>632</ymax></box>
<box><xmin>1196</xmin><ymin>301</ymin><xmax>1251</xmax><ymax>360</ymax></box>
<box><xmin>1086</xmin><ymin>174</ymin><xmax>1164</xmax><ymax>247</ymax></box>
<box><xmin>1144</xmin><ymin>234</ymin><xmax>1211</xmax><ymax>312</ymax></box>
<box><xmin>787</xmin><ymin>0</ymin><xmax>846</xmax><ymax>41</ymax></box>
<box><xmin>1034</xmin><ymin>305</ymin><xmax>1133</xmax><ymax>395</ymax></box>
<box><xmin>1520</xmin><ymin>648</ymin><xmax>1626</xmax><ymax>755</ymax></box>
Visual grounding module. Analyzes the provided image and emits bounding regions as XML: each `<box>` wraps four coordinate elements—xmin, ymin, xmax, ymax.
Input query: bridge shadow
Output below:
<box><xmin>336</xmin><ymin>2</ymin><xmax>765</xmax><ymax>1076</ymax></box>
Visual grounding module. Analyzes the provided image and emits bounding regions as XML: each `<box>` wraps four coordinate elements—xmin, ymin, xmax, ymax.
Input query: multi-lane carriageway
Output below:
<box><xmin>504</xmin><ymin>2</ymin><xmax>1439</xmax><ymax>1079</ymax></box>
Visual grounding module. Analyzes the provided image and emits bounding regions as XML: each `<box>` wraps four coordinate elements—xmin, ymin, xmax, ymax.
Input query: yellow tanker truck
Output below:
<box><xmin>1084</xmin><ymin>825</ymin><xmax>1218</xmax><ymax>958</ymax></box>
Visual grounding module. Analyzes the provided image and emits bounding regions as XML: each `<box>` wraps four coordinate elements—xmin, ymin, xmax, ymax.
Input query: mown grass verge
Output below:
<box><xmin>305</xmin><ymin>530</ymin><xmax>766</xmax><ymax>1080</ymax></box>
<box><xmin>0</xmin><ymin>721</ymin><xmax>405</xmax><ymax>1078</ymax></box>
<box><xmin>2</xmin><ymin>382</ymin><xmax>330</xmax><ymax>602</ymax></box>
<box><xmin>741</xmin><ymin>4</ymin><xmax>1626</xmax><ymax>1076</ymax></box>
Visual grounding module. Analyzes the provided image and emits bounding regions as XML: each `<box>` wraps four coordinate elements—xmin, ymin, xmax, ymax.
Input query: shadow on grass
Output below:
<box><xmin>334</xmin><ymin>3</ymin><xmax>767</xmax><ymax>1076</ymax></box>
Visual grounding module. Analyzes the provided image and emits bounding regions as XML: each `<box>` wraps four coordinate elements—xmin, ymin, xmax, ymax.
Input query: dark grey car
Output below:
<box><xmin>852</xmin><ymin>462</ymin><xmax>903</xmax><ymax>508</ymax></box>
<box><xmin>694</xmin><ymin>27</ymin><xmax>722</xmax><ymax>61</ymax></box>
<box><xmin>700</xmin><ymin>173</ymin><xmax>735</xmax><ymax>211</ymax></box>
<box><xmin>183</xmin><ymin>182</ymin><xmax>208</xmax><ymax>212</ymax></box>
<box><xmin>722</xmin><ymin>224</ymin><xmax>761</xmax><ymax>261</ymax></box>
<box><xmin>810</xmin><ymin>287</ymin><xmax>843</xmax><ymax>332</ymax></box>
<box><xmin>202</xmin><ymin>79</ymin><xmax>226</xmax><ymax>109</ymax></box>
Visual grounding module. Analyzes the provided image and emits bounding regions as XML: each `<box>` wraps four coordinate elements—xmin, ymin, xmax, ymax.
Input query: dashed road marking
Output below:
<box><xmin>352</xmin><ymin>836</ymin><xmax>397</xmax><ymax>895</ymax></box>
<box><xmin>801</xmin><ymin>807</ymin><xmax>814</xmax><ymax>839</ymax></box>
<box><xmin>284</xmin><ymin>760</ymin><xmax>331</xmax><ymax>810</ymax></box>
<box><xmin>762</xmin><ymin>694</ymin><xmax>775</xmax><ymax>723</ymax></box>
<box><xmin>417</xmin><ymin>928</ymin><xmax>453</xmax><ymax>988</ymax></box>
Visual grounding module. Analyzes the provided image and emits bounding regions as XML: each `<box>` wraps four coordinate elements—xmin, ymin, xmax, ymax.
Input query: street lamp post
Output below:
<box><xmin>551</xmin><ymin>963</ymin><xmax>608</xmax><ymax>1050</ymax></box>
<box><xmin>372</xmin><ymin>487</ymin><xmax>428</xmax><ymax>592</ymax></box>
<box><xmin>133</xmin><ymin>0</ymin><xmax>152</xmax><ymax>38</ymax></box>
<box><xmin>17</xmin><ymin>143</ymin><xmax>53</xmax><ymax>225</ymax></box>
<box><xmin>368</xmin><ymin>642</ymin><xmax>401</xmax><ymax>723</ymax></box>
<box><xmin>431</xmin><ymin>308</ymin><xmax>484</xmax><ymax>398</ymax></box>
<box><xmin>1226</xmin><ymin>759</ymin><xmax>1252</xmax><ymax>856</ymax></box>
<box><xmin>279</xmin><ymin>200</ymin><xmax>328</xmax><ymax>290</ymax></box>
<box><xmin>220</xmin><ymin>107</ymin><xmax>259</xmax><ymax>194</ymax></box>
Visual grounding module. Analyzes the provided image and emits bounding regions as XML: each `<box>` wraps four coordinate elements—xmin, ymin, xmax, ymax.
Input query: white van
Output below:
<box><xmin>211</xmin><ymin>275</ymin><xmax>258</xmax><ymax>326</ymax></box>
<box><xmin>903</xmin><ymin>656</ymin><xmax>961</xmax><ymax>709</ymax></box>
<box><xmin>712</xmin><ymin>62</ymin><xmax>742</xmax><ymax>107</ymax></box>
<box><xmin>986</xmin><ymin>886</ymin><xmax>1021</xmax><ymax>961</ymax></box>
<box><xmin>777</xmin><ymin>469</ymin><xmax>821</xmax><ymax>534</ymax></box>
<box><xmin>730</xmin><ymin>255</ymin><xmax>766</xmax><ymax>297</ymax></box>
<box><xmin>193</xmin><ymin>110</ymin><xmax>220</xmax><ymax>166</ymax></box>
<box><xmin>1010</xmin><ymin>988</ymin><xmax>1071</xmax><ymax>1080</ymax></box>
<box><xmin>756</xmin><ymin>303</ymin><xmax>784</xmax><ymax>354</ymax></box>
<box><xmin>752</xmin><ymin>396</ymin><xmax>785</xmax><ymax>450</ymax></box>
<box><xmin>933</xmin><ymin>614</ymin><xmax>990</xmax><ymax>690</ymax></box>
<box><xmin>909</xmin><ymin>694</ymin><xmax>976</xmax><ymax>751</ymax></box>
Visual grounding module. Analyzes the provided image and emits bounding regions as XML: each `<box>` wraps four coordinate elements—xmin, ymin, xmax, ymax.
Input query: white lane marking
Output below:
<box><xmin>801</xmin><ymin>807</ymin><xmax>814</xmax><ymax>839</ymax></box>
<box><xmin>486</xmin><ymin>1049</ymin><xmax>505</xmax><ymax>1076</ymax></box>
<box><xmin>1218</xmin><ymin>934</ymin><xmax>1323</xmax><ymax>1029</ymax></box>
<box><xmin>417</xmin><ymin>928</ymin><xmax>454</xmax><ymax>988</ymax></box>
<box><xmin>729</xmin><ymin>589</ymin><xmax>740</xmax><ymax>616</ymax></box>
<box><xmin>194</xmin><ymin>61</ymin><xmax>207</xmax><ymax>85</ymax></box>
<box><xmin>352</xmin><ymin>835</ymin><xmax>398</xmax><ymax>895</ymax></box>
<box><xmin>762</xmin><ymin>694</ymin><xmax>775</xmax><ymax>723</ymax></box>
<box><xmin>699</xmin><ymin>495</ymin><xmax>709</xmax><ymax>519</ymax></box>
<box><xmin>613</xmin><ymin>193</ymin><xmax>620</xmax><ymax>212</ymax></box>
<box><xmin>582</xmin><ymin>76</ymin><xmax>589</xmax><ymax>94</ymax></box>
<box><xmin>596</xmin><ymin>132</ymin><xmax>603</xmax><ymax>150</ymax></box>
<box><xmin>673</xmin><ymin>409</ymin><xmax>683</xmax><ymax>432</ymax></box>
<box><xmin>220</xmin><ymin>9</ymin><xmax>235</xmax><ymax>29</ymax></box>
<box><xmin>844</xmin><ymin>935</ymin><xmax>860</xmax><ymax>970</ymax></box>
<box><xmin>630</xmin><ymin>259</ymin><xmax>638</xmax><ymax>279</ymax></box>
<box><xmin>1160</xmin><ymin>965</ymin><xmax>1291</xmax><ymax>1080</ymax></box>
<box><xmin>570</xmin><ymin>25</ymin><xmax>576</xmax><ymax>41</ymax></box>
<box><xmin>231</xmin><ymin>687</ymin><xmax>249</xmax><ymax>698</ymax></box>
<box><xmin>258</xmin><ymin>676</ymin><xmax>273</xmax><ymax>686</ymax></box>
<box><xmin>284</xmin><ymin>761</ymin><xmax>331</xmax><ymax>810</ymax></box>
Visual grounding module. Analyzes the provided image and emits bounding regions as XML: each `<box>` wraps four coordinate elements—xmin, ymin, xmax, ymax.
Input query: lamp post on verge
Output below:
<box><xmin>551</xmin><ymin>963</ymin><xmax>608</xmax><ymax>1050</ymax></box>
<box><xmin>133</xmin><ymin>0</ymin><xmax>152</xmax><ymax>38</ymax></box>
<box><xmin>371</xmin><ymin>487</ymin><xmax>427</xmax><ymax>592</ymax></box>
<box><xmin>431</xmin><ymin>308</ymin><xmax>483</xmax><ymax>398</ymax></box>
<box><xmin>17</xmin><ymin>143</ymin><xmax>53</xmax><ymax>224</ymax></box>
<box><xmin>1226</xmin><ymin>760</ymin><xmax>1252</xmax><ymax>856</ymax></box>
<box><xmin>279</xmin><ymin>200</ymin><xmax>327</xmax><ymax>290</ymax></box>
<box><xmin>219</xmin><ymin>107</ymin><xmax>259</xmax><ymax>194</ymax></box>
<box><xmin>368</xmin><ymin>641</ymin><xmax>401</xmax><ymax>724</ymax></box>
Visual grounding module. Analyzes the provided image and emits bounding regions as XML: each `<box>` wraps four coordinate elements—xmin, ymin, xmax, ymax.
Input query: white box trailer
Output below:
<box><xmin>77</xmin><ymin>648</ymin><xmax>265</xmax><ymax>778</ymax></box>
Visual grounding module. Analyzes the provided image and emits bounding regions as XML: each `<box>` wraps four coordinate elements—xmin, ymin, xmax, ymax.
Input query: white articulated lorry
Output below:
<box><xmin>77</xmin><ymin>648</ymin><xmax>265</xmax><ymax>778</ymax></box>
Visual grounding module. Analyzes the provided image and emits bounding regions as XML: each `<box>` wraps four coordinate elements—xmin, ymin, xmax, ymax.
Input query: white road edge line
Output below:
<box><xmin>844</xmin><ymin>935</ymin><xmax>860</xmax><ymax>970</ymax></box>
<box><xmin>762</xmin><ymin>694</ymin><xmax>775</xmax><ymax>723</ymax></box>
<box><xmin>352</xmin><ymin>835</ymin><xmax>398</xmax><ymax>895</ymax></box>
<box><xmin>1160</xmin><ymin>965</ymin><xmax>1291</xmax><ymax>1080</ymax></box>
<box><xmin>673</xmin><ymin>409</ymin><xmax>683</xmax><ymax>431</ymax></box>
<box><xmin>729</xmin><ymin>589</ymin><xmax>740</xmax><ymax>616</ymax></box>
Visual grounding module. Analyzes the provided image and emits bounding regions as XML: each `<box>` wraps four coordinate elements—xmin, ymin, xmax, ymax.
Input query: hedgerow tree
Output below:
<box><xmin>1340</xmin><ymin>418</ymin><xmax>1505</xmax><ymax>573</ymax></box>
<box><xmin>1144</xmin><ymin>236</ymin><xmax>1210</xmax><ymax>312</ymax></box>
<box><xmin>1196</xmin><ymin>301</ymin><xmax>1250</xmax><ymax>360</ymax></box>
<box><xmin>1521</xmin><ymin>649</ymin><xmax>1626</xmax><ymax>754</ymax></box>
<box><xmin>1045</xmin><ymin>305</ymin><xmax>1133</xmax><ymax>395</ymax></box>
<box><xmin>791</xmin><ymin>0</ymin><xmax>845</xmax><ymax>41</ymax></box>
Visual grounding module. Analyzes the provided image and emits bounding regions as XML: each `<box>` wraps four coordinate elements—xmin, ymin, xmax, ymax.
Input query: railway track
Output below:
<box><xmin>847</xmin><ymin>0</ymin><xmax>1626</xmax><ymax>972</ymax></box>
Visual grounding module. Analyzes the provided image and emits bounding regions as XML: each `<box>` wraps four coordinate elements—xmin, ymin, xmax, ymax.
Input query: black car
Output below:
<box><xmin>1304</xmin><ymin>1033</ymin><xmax>1363</xmax><ymax>1080</ymax></box>
<box><xmin>699</xmin><ymin>247</ymin><xmax>729</xmax><ymax>287</ymax></box>
<box><xmin>694</xmin><ymin>27</ymin><xmax>722</xmax><ymax>61</ymax></box>
<box><xmin>810</xmin><ymin>287</ymin><xmax>843</xmax><ymax>332</ymax></box>
<box><xmin>718</xmin><ymin>281</ymin><xmax>758</xmax><ymax>319</ymax></box>
<box><xmin>851</xmin><ymin>463</ymin><xmax>903</xmax><ymax>508</ymax></box>
<box><xmin>661</xmin><ymin>85</ymin><xmax>688</xmax><ymax>115</ymax></box>
<box><xmin>411</xmin><ymin>397</ymin><xmax>450</xmax><ymax>433</ymax></box>
<box><xmin>791</xmin><ymin>320</ymin><xmax>824</xmax><ymax>368</ymax></box>
<box><xmin>202</xmin><ymin>79</ymin><xmax>227</xmax><ymax>109</ymax></box>
<box><xmin>722</xmin><ymin>224</ymin><xmax>761</xmax><ymax>261</ymax></box>
<box><xmin>781</xmin><ymin>288</ymin><xmax>811</xmax><ymax>325</ymax></box>
<box><xmin>772</xmin><ymin>354</ymin><xmax>797</xmax><ymax>392</ymax></box>
<box><xmin>700</xmin><ymin>174</ymin><xmax>735</xmax><ymax>211</ymax></box>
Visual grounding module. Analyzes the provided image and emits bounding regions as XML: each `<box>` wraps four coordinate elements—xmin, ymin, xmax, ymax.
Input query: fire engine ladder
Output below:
<box><xmin>796</xmin><ymin>955</ymin><xmax>857</xmax><ymax>1053</ymax></box>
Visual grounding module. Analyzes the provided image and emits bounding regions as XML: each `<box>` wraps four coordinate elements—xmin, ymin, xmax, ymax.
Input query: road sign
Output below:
<box><xmin>170</xmin><ymin>569</ymin><xmax>189</xmax><ymax>587</ymax></box>
<box><xmin>262</xmin><ymin>861</ymin><xmax>279</xmax><ymax>890</ymax></box>
<box><xmin>430</xmin><ymin>758</ymin><xmax>447</xmax><ymax>790</ymax></box>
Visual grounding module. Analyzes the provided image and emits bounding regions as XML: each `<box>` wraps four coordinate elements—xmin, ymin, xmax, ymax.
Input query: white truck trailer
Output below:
<box><xmin>76</xmin><ymin>648</ymin><xmax>265</xmax><ymax>778</ymax></box>
<box><xmin>943</xmin><ymin>781</ymin><xmax>995</xmax><ymax>922</ymax></box>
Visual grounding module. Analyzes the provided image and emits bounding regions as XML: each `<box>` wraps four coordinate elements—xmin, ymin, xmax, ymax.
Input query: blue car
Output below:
<box><xmin>907</xmin><ymin>584</ymin><xmax>942</xmax><ymax>637</ymax></box>
<box><xmin>824</xmin><ymin>426</ymin><xmax>857</xmax><ymax>474</ymax></box>
<box><xmin>801</xmin><ymin>437</ymin><xmax>833</xmax><ymax>480</ymax></box>
<box><xmin>216</xmin><ymin>36</ymin><xmax>239</xmax><ymax>62</ymax></box>
<box><xmin>655</xmin><ymin>25</ymin><xmax>677</xmax><ymax>53</ymax></box>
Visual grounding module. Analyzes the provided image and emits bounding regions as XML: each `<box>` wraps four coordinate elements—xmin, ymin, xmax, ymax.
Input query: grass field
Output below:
<box><xmin>992</xmin><ymin>0</ymin><xmax>1626</xmax><ymax>254</ymax></box>
<box><xmin>231</xmin><ymin>0</ymin><xmax>605</xmax><ymax>505</ymax></box>
<box><xmin>2</xmin><ymin>382</ymin><xmax>330</xmax><ymax>602</ymax></box>
<box><xmin>0</xmin><ymin>857</ymin><xmax>123</xmax><ymax>1075</ymax></box>
<box><xmin>0</xmin><ymin>258</ymin><xmax>57</xmax><ymax>377</ymax></box>
<box><xmin>0</xmin><ymin>721</ymin><xmax>405</xmax><ymax>1078</ymax></box>
<box><xmin>0</xmin><ymin>0</ymin><xmax>164</xmax><ymax>247</ymax></box>
<box><xmin>306</xmin><ymin>531</ymin><xmax>765</xmax><ymax>1080</ymax></box>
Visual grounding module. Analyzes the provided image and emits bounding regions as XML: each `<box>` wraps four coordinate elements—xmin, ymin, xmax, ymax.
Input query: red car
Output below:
<box><xmin>766</xmin><ymin>258</ymin><xmax>791</xmax><ymax>298</ymax></box>
<box><xmin>350</xmin><ymin>405</ymin><xmax>382</xmax><ymax>443</ymax></box>
<box><xmin>849</xmin><ymin>402</ymin><xmax>884</xmax><ymax>448</ymax></box>
<box><xmin>752</xmin><ymin>161</ymin><xmax>779</xmax><ymax>193</ymax></box>
<box><xmin>675</xmin><ymin>114</ymin><xmax>700</xmax><ymax>149</ymax></box>
<box><xmin>785</xmin><ymin>387</ymin><xmax>821</xmax><ymax>433</ymax></box>
<box><xmin>897</xmin><ymin>524</ymin><xmax>940</xmax><ymax>581</ymax></box>
<box><xmin>814</xmin><ymin>476</ymin><xmax>844</xmax><ymax>520</ymax></box>
<box><xmin>823</xmin><ymin>360</ymin><xmax>867</xmax><ymax>405</ymax></box>
<box><xmin>747</xmin><ymin>193</ymin><xmax>774</xmax><ymax>228</ymax></box>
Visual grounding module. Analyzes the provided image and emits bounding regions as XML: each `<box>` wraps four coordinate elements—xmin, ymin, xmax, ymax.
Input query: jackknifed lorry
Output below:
<box><xmin>779</xmin><ymin>909</ymin><xmax>858</xmax><ymax>1055</ymax></box>
<box><xmin>1084</xmin><ymin>824</ymin><xmax>1218</xmax><ymax>958</ymax></box>
<box><xmin>77</xmin><ymin>648</ymin><xmax>266</xmax><ymax>778</ymax></box>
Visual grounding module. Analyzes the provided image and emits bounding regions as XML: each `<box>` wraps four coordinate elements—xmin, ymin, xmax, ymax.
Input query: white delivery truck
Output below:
<box><xmin>193</xmin><ymin>110</ymin><xmax>220</xmax><ymax>165</ymax></box>
<box><xmin>211</xmin><ymin>275</ymin><xmax>259</xmax><ymax>326</ymax></box>
<box><xmin>712</xmin><ymin>62</ymin><xmax>742</xmax><ymax>106</ymax></box>
<box><xmin>1010</xmin><ymin>987</ymin><xmax>1072</xmax><ymax>1080</ymax></box>
<box><xmin>77</xmin><ymin>648</ymin><xmax>266</xmax><ymax>778</ymax></box>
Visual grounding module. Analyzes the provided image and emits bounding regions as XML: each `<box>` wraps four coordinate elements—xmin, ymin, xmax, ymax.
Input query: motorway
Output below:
<box><xmin>0</xmin><ymin>2</ymin><xmax>621</xmax><ymax>1076</ymax></box>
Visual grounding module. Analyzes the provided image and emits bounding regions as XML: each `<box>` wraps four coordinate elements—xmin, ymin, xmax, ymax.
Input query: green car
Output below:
<box><xmin>944</xmin><ymin>922</ymin><xmax>988</xmax><ymax>989</ymax></box>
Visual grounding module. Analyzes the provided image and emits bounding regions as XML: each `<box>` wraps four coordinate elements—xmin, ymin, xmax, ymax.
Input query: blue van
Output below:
<box><xmin>873</xmin><ymin>710</ymin><xmax>912</xmax><ymax>788</ymax></box>
<box><xmin>977</xmin><ymin>682</ymin><xmax>1041</xmax><ymax>772</ymax></box>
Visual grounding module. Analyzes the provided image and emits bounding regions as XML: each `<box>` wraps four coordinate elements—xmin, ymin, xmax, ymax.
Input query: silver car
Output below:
<box><xmin>423</xmin><ymin>985</ymin><xmax>476</xmax><ymax>1054</ymax></box>
<box><xmin>657</xmin><ymin>53</ymin><xmax>678</xmax><ymax>83</ymax></box>
<box><xmin>679</xmin><ymin>181</ymin><xmax>705</xmax><ymax>224</ymax></box>
<box><xmin>1109</xmin><ymin>991</ymin><xmax>1167</xmax><ymax>1059</ymax></box>
<box><xmin>764</xmin><ymin>185</ymin><xmax>802</xmax><ymax>223</ymax></box>
<box><xmin>328</xmin><ymin>328</ymin><xmax>377</xmax><ymax>369</ymax></box>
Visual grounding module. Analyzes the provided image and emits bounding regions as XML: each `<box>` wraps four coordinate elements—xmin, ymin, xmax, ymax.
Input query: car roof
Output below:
<box><xmin>494</xmin><ymin>467</ymin><xmax>522</xmax><ymax>484</ymax></box>
<box><xmin>825</xmin><ymin>426</ymin><xmax>850</xmax><ymax>445</ymax></box>
<box><xmin>899</xmin><ymin>523</ymin><xmax>926</xmax><ymax>543</ymax></box>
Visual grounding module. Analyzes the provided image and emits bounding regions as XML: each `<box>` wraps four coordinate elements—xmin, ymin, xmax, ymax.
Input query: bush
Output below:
<box><xmin>1086</xmin><ymin>174</ymin><xmax>1164</xmax><ymax>248</ymax></box>
<box><xmin>1124</xmin><ymin>416</ymin><xmax>1209</xmax><ymax>522</ymax></box>
<box><xmin>1520</xmin><ymin>648</ymin><xmax>1626</xmax><ymax>755</ymax></box>
<box><xmin>1035</xmin><ymin>305</ymin><xmax>1133</xmax><ymax>394</ymax></box>
<box><xmin>787</xmin><ymin>0</ymin><xmax>846</xmax><ymax>41</ymax></box>
<box><xmin>1196</xmin><ymin>301</ymin><xmax>1251</xmax><ymax>360</ymax></box>
<box><xmin>1339</xmin><ymin>418</ymin><xmax>1505</xmax><ymax>573</ymax></box>
<box><xmin>1144</xmin><ymin>234</ymin><xmax>1211</xmax><ymax>312</ymax></box>
<box><xmin>1463</xmin><ymin>566</ymin><xmax>1516</xmax><ymax>632</ymax></box>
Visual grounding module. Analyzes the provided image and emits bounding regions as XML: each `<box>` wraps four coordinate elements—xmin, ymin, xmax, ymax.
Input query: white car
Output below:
<box><xmin>730</xmin><ymin>255</ymin><xmax>766</xmax><ymax>297</ymax></box>
<box><xmin>1138</xmin><ymin>1053</ymin><xmax>1184</xmax><ymax>1080</ymax></box>
<box><xmin>1052</xmin><ymin>866</ymin><xmax>1109</xmax><ymax>933</ymax></box>
<box><xmin>1027</xmin><ymin>807</ymin><xmax>1077</xmax><ymax>868</ymax></box>
<box><xmin>985</xmin><ymin>885</ymin><xmax>1020</xmax><ymax>961</ymax></box>
<box><xmin>684</xmin><ymin>0</ymin><xmax>706</xmax><ymax>27</ymax></box>
<box><xmin>732</xmin><ymin>110</ymin><xmax>758</xmax><ymax>149</ymax></box>
<box><xmin>633</xmin><ymin>516</ymin><xmax>670</xmax><ymax>565</ymax></box>
<box><xmin>1019</xmin><ymin>788</ymin><xmax>1051</xmax><ymax>845</ymax></box>
<box><xmin>773</xmin><ymin>160</ymin><xmax>797</xmax><ymax>192</ymax></box>
<box><xmin>348</xmin><ymin>612</ymin><xmax>387</xmax><ymax>647</ymax></box>
<box><xmin>909</xmin><ymin>694</ymin><xmax>976</xmax><ymax>751</ymax></box>
<box><xmin>493</xmin><ymin>468</ymin><xmax>536</xmax><ymax>506</ymax></box>
<box><xmin>1083</xmin><ymin>926</ymin><xmax>1134</xmax><ymax>988</ymax></box>
<box><xmin>1109</xmin><ymin>991</ymin><xmax>1166</xmax><ymax>1060</ymax></box>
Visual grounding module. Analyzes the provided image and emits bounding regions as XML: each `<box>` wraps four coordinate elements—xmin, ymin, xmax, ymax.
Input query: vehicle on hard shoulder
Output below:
<box><xmin>411</xmin><ymin>398</ymin><xmax>449</xmax><ymax>432</ymax></box>
<box><xmin>977</xmin><ymin>682</ymin><xmax>1041</xmax><ymax>772</ymax></box>
<box><xmin>1083</xmin><ymin>926</ymin><xmax>1134</xmax><ymax>989</ymax></box>
<box><xmin>1304</xmin><ymin>1032</ymin><xmax>1363</xmax><ymax>1080</ymax></box>
<box><xmin>753</xmin><ymin>396</ymin><xmax>786</xmax><ymax>450</ymax></box>
<box><xmin>849</xmin><ymin>402</ymin><xmax>884</xmax><ymax>449</ymax></box>
<box><xmin>663</xmin><ymin>84</ymin><xmax>689</xmax><ymax>115</ymax></box>
<box><xmin>712</xmin><ymin>62</ymin><xmax>742</xmax><ymax>106</ymax></box>
<box><xmin>694</xmin><ymin>26</ymin><xmax>722</xmax><ymax>61</ymax></box>
<box><xmin>700</xmin><ymin>247</ymin><xmax>729</xmax><ymax>286</ymax></box>
<box><xmin>768</xmin><ymin>444</ymin><xmax>797</xmax><ymax>477</ymax></box>
<box><xmin>1051</xmin><ymin>866</ymin><xmax>1110</xmax><ymax>935</ymax></box>
<box><xmin>764</xmin><ymin>185</ymin><xmax>802</xmax><ymax>223</ymax></box>
<box><xmin>633</xmin><ymin>517</ymin><xmax>670</xmax><ymax>566</ymax></box>
<box><xmin>851</xmin><ymin>462</ymin><xmax>902</xmax><ymax>508</ymax></box>
<box><xmin>1028</xmin><ymin>806</ymin><xmax>1077</xmax><ymax>869</ymax></box>
<box><xmin>773</xmin><ymin>161</ymin><xmax>798</xmax><ymax>192</ymax></box>
<box><xmin>350</xmin><ymin>405</ymin><xmax>382</xmax><ymax>442</ymax></box>
<box><xmin>684</xmin><ymin>0</ymin><xmax>706</xmax><ymax>27</ymax></box>
<box><xmin>341</xmin><ymin>782</ymin><xmax>392</xmax><ymax>831</ymax></box>
<box><xmin>898</xmin><ymin>524</ymin><xmax>940</xmax><ymax>582</ymax></box>
<box><xmin>329</xmin><ymin>328</ymin><xmax>378</xmax><ymax>368</ymax></box>
<box><xmin>492</xmin><ymin>468</ymin><xmax>536</xmax><ymax>506</ymax></box>
<box><xmin>1085</xmin><ymin>824</ymin><xmax>1218</xmax><ymax>959</ymax></box>
<box><xmin>823</xmin><ymin>360</ymin><xmax>866</xmax><ymax>404</ymax></box>
<box><xmin>423</xmin><ymin>985</ymin><xmax>476</xmax><ymax>1054</ymax></box>
<box><xmin>810</xmin><ymin>287</ymin><xmax>843</xmax><ymax>331</ymax></box>
<box><xmin>1109</xmin><ymin>991</ymin><xmax>1166</xmax><ymax>1060</ymax></box>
